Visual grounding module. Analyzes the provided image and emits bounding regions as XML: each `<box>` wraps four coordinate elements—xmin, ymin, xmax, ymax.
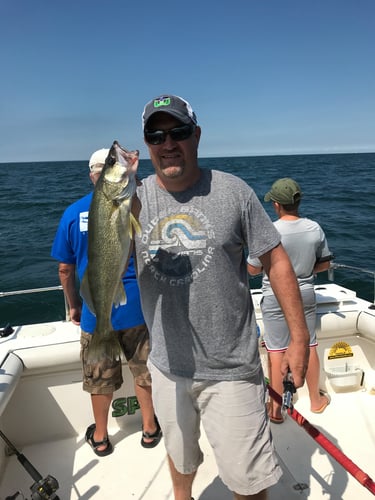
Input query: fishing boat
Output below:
<box><xmin>0</xmin><ymin>264</ymin><xmax>374</xmax><ymax>499</ymax></box>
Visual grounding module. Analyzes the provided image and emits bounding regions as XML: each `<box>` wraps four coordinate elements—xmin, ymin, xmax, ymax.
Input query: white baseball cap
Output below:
<box><xmin>88</xmin><ymin>148</ymin><xmax>109</xmax><ymax>172</ymax></box>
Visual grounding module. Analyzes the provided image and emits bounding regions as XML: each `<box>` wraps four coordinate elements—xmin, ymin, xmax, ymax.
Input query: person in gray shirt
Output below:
<box><xmin>135</xmin><ymin>95</ymin><xmax>310</xmax><ymax>500</ymax></box>
<box><xmin>248</xmin><ymin>178</ymin><xmax>333</xmax><ymax>424</ymax></box>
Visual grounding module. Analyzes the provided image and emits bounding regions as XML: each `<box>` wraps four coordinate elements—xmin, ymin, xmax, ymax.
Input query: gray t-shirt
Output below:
<box><xmin>135</xmin><ymin>169</ymin><xmax>280</xmax><ymax>380</ymax></box>
<box><xmin>248</xmin><ymin>217</ymin><xmax>331</xmax><ymax>295</ymax></box>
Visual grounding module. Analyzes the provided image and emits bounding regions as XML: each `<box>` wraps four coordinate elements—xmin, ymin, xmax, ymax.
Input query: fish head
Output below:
<box><xmin>104</xmin><ymin>141</ymin><xmax>139</xmax><ymax>182</ymax></box>
<box><xmin>101</xmin><ymin>141</ymin><xmax>139</xmax><ymax>201</ymax></box>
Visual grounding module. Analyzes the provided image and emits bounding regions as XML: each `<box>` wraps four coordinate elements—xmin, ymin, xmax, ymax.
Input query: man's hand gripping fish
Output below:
<box><xmin>80</xmin><ymin>141</ymin><xmax>141</xmax><ymax>363</ymax></box>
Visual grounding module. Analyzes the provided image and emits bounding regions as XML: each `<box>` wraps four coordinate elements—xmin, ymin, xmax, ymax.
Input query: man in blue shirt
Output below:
<box><xmin>51</xmin><ymin>148</ymin><xmax>161</xmax><ymax>456</ymax></box>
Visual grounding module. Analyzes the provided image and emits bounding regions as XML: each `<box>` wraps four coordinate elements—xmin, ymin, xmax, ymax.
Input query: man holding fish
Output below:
<box><xmin>131</xmin><ymin>95</ymin><xmax>311</xmax><ymax>500</ymax></box>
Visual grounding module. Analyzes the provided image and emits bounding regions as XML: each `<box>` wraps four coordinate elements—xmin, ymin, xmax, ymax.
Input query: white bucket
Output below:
<box><xmin>325</xmin><ymin>364</ymin><xmax>364</xmax><ymax>391</ymax></box>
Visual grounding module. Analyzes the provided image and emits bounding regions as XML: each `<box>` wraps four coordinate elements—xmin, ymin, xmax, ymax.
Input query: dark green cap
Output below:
<box><xmin>264</xmin><ymin>178</ymin><xmax>302</xmax><ymax>204</ymax></box>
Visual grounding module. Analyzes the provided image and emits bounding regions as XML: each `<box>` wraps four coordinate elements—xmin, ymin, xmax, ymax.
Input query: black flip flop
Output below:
<box><xmin>141</xmin><ymin>417</ymin><xmax>163</xmax><ymax>449</ymax></box>
<box><xmin>85</xmin><ymin>423</ymin><xmax>113</xmax><ymax>457</ymax></box>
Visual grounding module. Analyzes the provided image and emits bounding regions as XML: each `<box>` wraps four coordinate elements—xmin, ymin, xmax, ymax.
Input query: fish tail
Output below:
<box><xmin>87</xmin><ymin>331</ymin><xmax>122</xmax><ymax>364</ymax></box>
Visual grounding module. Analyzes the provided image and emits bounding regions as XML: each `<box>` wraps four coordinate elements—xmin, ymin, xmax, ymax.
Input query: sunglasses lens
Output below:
<box><xmin>169</xmin><ymin>124</ymin><xmax>194</xmax><ymax>141</ymax></box>
<box><xmin>145</xmin><ymin>124</ymin><xmax>195</xmax><ymax>145</ymax></box>
<box><xmin>144</xmin><ymin>130</ymin><xmax>166</xmax><ymax>145</ymax></box>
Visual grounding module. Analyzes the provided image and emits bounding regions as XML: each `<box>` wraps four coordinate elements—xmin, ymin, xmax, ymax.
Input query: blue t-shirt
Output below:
<box><xmin>51</xmin><ymin>192</ymin><xmax>144</xmax><ymax>332</ymax></box>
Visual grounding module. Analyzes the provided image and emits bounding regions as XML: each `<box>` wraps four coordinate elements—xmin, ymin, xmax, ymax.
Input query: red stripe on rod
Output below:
<box><xmin>267</xmin><ymin>383</ymin><xmax>375</xmax><ymax>496</ymax></box>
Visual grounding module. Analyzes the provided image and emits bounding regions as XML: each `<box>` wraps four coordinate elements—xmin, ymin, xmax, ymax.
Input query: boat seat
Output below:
<box><xmin>315</xmin><ymin>285</ymin><xmax>357</xmax><ymax>305</ymax></box>
<box><xmin>11</xmin><ymin>341</ymin><xmax>81</xmax><ymax>376</ymax></box>
<box><xmin>0</xmin><ymin>352</ymin><xmax>23</xmax><ymax>417</ymax></box>
<box><xmin>357</xmin><ymin>310</ymin><xmax>375</xmax><ymax>341</ymax></box>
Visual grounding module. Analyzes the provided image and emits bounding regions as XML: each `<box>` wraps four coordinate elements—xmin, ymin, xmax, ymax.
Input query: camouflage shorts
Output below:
<box><xmin>80</xmin><ymin>324</ymin><xmax>151</xmax><ymax>395</ymax></box>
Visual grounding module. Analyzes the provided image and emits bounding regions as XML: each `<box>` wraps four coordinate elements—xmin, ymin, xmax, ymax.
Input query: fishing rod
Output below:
<box><xmin>0</xmin><ymin>429</ymin><xmax>60</xmax><ymax>500</ymax></box>
<box><xmin>267</xmin><ymin>380</ymin><xmax>375</xmax><ymax>496</ymax></box>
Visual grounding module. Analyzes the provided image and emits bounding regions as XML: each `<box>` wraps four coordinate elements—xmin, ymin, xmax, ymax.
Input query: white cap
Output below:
<box><xmin>88</xmin><ymin>148</ymin><xmax>110</xmax><ymax>172</ymax></box>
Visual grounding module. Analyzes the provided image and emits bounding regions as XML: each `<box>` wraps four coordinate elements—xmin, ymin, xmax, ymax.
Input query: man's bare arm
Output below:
<box><xmin>58</xmin><ymin>262</ymin><xmax>82</xmax><ymax>325</ymax></box>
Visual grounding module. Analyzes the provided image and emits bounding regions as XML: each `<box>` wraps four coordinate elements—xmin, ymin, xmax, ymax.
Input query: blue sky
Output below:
<box><xmin>1</xmin><ymin>0</ymin><xmax>374</xmax><ymax>162</ymax></box>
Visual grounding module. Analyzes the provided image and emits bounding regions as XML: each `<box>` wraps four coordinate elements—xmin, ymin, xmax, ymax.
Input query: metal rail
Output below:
<box><xmin>1</xmin><ymin>262</ymin><xmax>374</xmax><ymax>321</ymax></box>
<box><xmin>0</xmin><ymin>286</ymin><xmax>63</xmax><ymax>297</ymax></box>
<box><xmin>328</xmin><ymin>262</ymin><xmax>375</xmax><ymax>304</ymax></box>
<box><xmin>0</xmin><ymin>285</ymin><xmax>70</xmax><ymax>322</ymax></box>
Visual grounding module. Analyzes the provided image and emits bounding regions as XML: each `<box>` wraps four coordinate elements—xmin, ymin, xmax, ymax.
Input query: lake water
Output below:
<box><xmin>1</xmin><ymin>152</ymin><xmax>374</xmax><ymax>326</ymax></box>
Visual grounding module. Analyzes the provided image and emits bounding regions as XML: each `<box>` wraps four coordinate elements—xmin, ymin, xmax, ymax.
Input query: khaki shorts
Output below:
<box><xmin>81</xmin><ymin>324</ymin><xmax>151</xmax><ymax>395</ymax></box>
<box><xmin>148</xmin><ymin>361</ymin><xmax>282</xmax><ymax>495</ymax></box>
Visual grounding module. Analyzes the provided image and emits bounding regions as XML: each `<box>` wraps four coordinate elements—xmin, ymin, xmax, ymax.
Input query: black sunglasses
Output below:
<box><xmin>144</xmin><ymin>123</ymin><xmax>195</xmax><ymax>145</ymax></box>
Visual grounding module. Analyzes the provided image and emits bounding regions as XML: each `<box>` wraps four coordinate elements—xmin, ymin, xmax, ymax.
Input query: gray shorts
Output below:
<box><xmin>81</xmin><ymin>324</ymin><xmax>151</xmax><ymax>395</ymax></box>
<box><xmin>261</xmin><ymin>287</ymin><xmax>318</xmax><ymax>351</ymax></box>
<box><xmin>148</xmin><ymin>361</ymin><xmax>282</xmax><ymax>495</ymax></box>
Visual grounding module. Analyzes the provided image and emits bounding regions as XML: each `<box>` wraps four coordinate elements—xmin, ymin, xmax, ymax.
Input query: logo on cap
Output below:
<box><xmin>153</xmin><ymin>97</ymin><xmax>171</xmax><ymax>108</ymax></box>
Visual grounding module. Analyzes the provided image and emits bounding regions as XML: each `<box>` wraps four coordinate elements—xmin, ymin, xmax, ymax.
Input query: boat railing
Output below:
<box><xmin>329</xmin><ymin>262</ymin><xmax>375</xmax><ymax>305</ymax></box>
<box><xmin>1</xmin><ymin>262</ymin><xmax>374</xmax><ymax>324</ymax></box>
<box><xmin>0</xmin><ymin>286</ymin><xmax>71</xmax><ymax>322</ymax></box>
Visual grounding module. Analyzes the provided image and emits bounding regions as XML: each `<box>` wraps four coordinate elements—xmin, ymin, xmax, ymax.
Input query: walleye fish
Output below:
<box><xmin>80</xmin><ymin>141</ymin><xmax>141</xmax><ymax>363</ymax></box>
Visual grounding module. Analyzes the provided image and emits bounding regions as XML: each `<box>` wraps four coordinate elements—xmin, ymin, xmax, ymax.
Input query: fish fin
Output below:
<box><xmin>87</xmin><ymin>331</ymin><xmax>122</xmax><ymax>364</ymax></box>
<box><xmin>80</xmin><ymin>272</ymin><xmax>96</xmax><ymax>315</ymax></box>
<box><xmin>129</xmin><ymin>213</ymin><xmax>142</xmax><ymax>237</ymax></box>
<box><xmin>113</xmin><ymin>281</ymin><xmax>127</xmax><ymax>308</ymax></box>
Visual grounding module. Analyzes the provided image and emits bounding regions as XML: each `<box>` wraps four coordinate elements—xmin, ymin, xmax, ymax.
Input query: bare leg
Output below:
<box><xmin>267</xmin><ymin>352</ymin><xmax>284</xmax><ymax>420</ymax></box>
<box><xmin>91</xmin><ymin>393</ymin><xmax>112</xmax><ymax>451</ymax></box>
<box><xmin>306</xmin><ymin>346</ymin><xmax>329</xmax><ymax>411</ymax></box>
<box><xmin>168</xmin><ymin>455</ymin><xmax>196</xmax><ymax>500</ymax></box>
<box><xmin>233</xmin><ymin>489</ymin><xmax>267</xmax><ymax>499</ymax></box>
<box><xmin>135</xmin><ymin>383</ymin><xmax>158</xmax><ymax>443</ymax></box>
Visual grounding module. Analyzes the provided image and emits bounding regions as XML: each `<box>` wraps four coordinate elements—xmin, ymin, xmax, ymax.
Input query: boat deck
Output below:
<box><xmin>1</xmin><ymin>370</ymin><xmax>374</xmax><ymax>499</ymax></box>
<box><xmin>0</xmin><ymin>422</ymin><xmax>301</xmax><ymax>499</ymax></box>
<box><xmin>1</xmin><ymin>283</ymin><xmax>375</xmax><ymax>499</ymax></box>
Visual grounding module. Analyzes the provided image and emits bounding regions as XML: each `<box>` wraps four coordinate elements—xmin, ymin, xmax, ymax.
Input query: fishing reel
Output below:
<box><xmin>281</xmin><ymin>371</ymin><xmax>296</xmax><ymax>418</ymax></box>
<box><xmin>5</xmin><ymin>475</ymin><xmax>60</xmax><ymax>500</ymax></box>
<box><xmin>30</xmin><ymin>474</ymin><xmax>60</xmax><ymax>499</ymax></box>
<box><xmin>0</xmin><ymin>430</ymin><xmax>60</xmax><ymax>500</ymax></box>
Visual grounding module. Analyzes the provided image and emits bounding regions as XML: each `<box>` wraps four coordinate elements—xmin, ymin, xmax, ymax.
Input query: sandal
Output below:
<box><xmin>266</xmin><ymin>402</ymin><xmax>284</xmax><ymax>424</ymax></box>
<box><xmin>269</xmin><ymin>414</ymin><xmax>284</xmax><ymax>424</ymax></box>
<box><xmin>85</xmin><ymin>423</ymin><xmax>113</xmax><ymax>457</ymax></box>
<box><xmin>141</xmin><ymin>417</ymin><xmax>163</xmax><ymax>449</ymax></box>
<box><xmin>311</xmin><ymin>390</ymin><xmax>331</xmax><ymax>414</ymax></box>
